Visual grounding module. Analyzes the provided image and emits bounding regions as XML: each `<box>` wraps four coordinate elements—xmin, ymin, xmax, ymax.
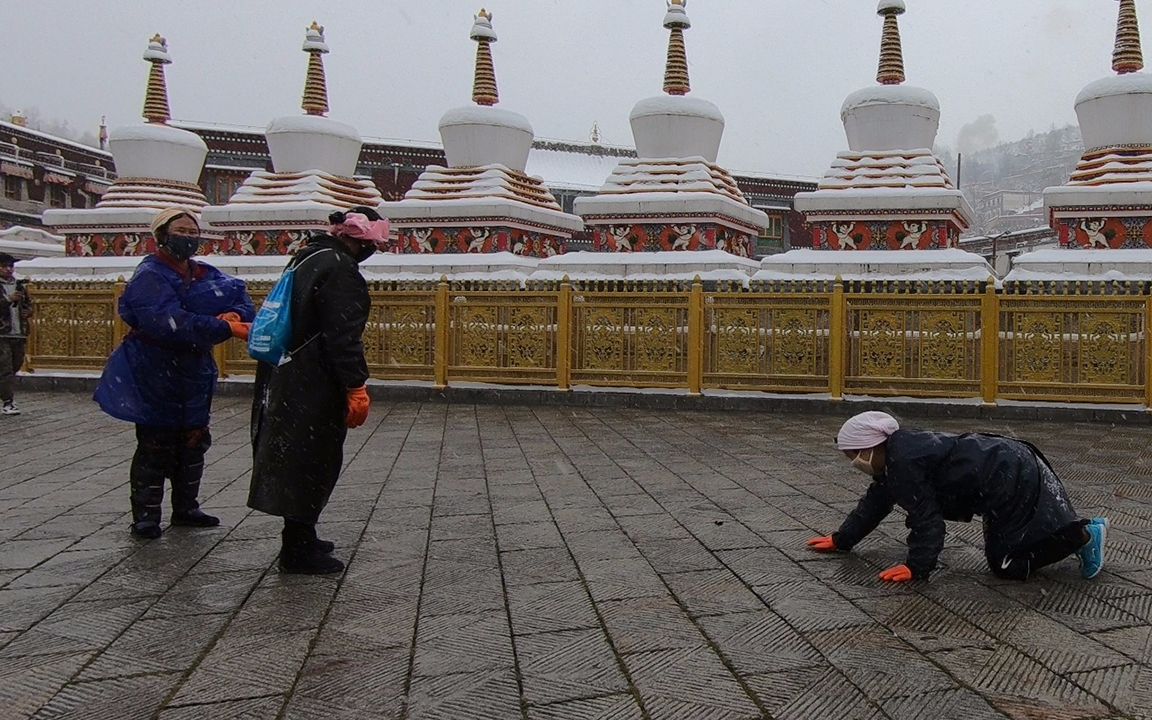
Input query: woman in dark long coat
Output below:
<box><xmin>248</xmin><ymin>207</ymin><xmax>386</xmax><ymax>574</ymax></box>
<box><xmin>807</xmin><ymin>411</ymin><xmax>1108</xmax><ymax>582</ymax></box>
<box><xmin>95</xmin><ymin>207</ymin><xmax>254</xmax><ymax>538</ymax></box>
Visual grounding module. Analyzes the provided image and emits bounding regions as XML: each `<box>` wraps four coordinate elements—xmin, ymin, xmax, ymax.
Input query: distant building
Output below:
<box><xmin>0</xmin><ymin>117</ymin><xmax>115</xmax><ymax>230</ymax></box>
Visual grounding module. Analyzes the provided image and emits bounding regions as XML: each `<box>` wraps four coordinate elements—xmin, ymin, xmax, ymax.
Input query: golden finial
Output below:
<box><xmin>1114</xmin><ymin>0</ymin><xmax>1144</xmax><ymax>74</ymax></box>
<box><xmin>142</xmin><ymin>33</ymin><xmax>173</xmax><ymax>124</ymax></box>
<box><xmin>471</xmin><ymin>8</ymin><xmax>499</xmax><ymax>106</ymax></box>
<box><xmin>876</xmin><ymin>0</ymin><xmax>907</xmax><ymax>85</ymax></box>
<box><xmin>301</xmin><ymin>20</ymin><xmax>331</xmax><ymax>116</ymax></box>
<box><xmin>663</xmin><ymin>0</ymin><xmax>692</xmax><ymax>96</ymax></box>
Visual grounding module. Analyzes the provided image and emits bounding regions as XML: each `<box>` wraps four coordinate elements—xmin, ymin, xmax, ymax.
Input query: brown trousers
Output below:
<box><xmin>0</xmin><ymin>337</ymin><xmax>27</xmax><ymax>403</ymax></box>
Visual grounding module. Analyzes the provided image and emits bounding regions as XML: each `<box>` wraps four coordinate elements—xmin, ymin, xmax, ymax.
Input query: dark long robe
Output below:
<box><xmin>832</xmin><ymin>430</ymin><xmax>1080</xmax><ymax>579</ymax></box>
<box><xmin>248</xmin><ymin>235</ymin><xmax>370</xmax><ymax>519</ymax></box>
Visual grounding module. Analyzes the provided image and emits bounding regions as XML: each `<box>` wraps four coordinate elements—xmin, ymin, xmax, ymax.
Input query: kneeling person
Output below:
<box><xmin>807</xmin><ymin>411</ymin><xmax>1107</xmax><ymax>582</ymax></box>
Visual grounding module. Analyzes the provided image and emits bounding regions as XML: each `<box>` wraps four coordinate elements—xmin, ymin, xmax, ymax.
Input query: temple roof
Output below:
<box><xmin>817</xmin><ymin>148</ymin><xmax>955</xmax><ymax>191</ymax></box>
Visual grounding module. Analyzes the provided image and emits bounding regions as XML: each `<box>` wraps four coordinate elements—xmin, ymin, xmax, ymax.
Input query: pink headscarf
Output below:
<box><xmin>331</xmin><ymin>212</ymin><xmax>390</xmax><ymax>244</ymax></box>
<box><xmin>837</xmin><ymin>411</ymin><xmax>900</xmax><ymax>450</ymax></box>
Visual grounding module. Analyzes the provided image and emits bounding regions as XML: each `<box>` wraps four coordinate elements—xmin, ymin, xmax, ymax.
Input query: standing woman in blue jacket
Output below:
<box><xmin>95</xmin><ymin>207</ymin><xmax>254</xmax><ymax>539</ymax></box>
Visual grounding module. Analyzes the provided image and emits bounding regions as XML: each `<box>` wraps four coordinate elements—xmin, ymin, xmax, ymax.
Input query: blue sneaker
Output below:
<box><xmin>1078</xmin><ymin>518</ymin><xmax>1108</xmax><ymax>579</ymax></box>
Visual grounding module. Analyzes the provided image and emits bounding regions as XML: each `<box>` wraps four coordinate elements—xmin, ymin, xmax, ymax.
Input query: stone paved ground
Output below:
<box><xmin>2</xmin><ymin>392</ymin><xmax>1152</xmax><ymax>720</ymax></box>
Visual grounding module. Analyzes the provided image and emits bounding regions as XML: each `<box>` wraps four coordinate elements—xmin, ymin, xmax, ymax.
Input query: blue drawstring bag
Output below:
<box><xmin>248</xmin><ymin>249</ymin><xmax>331</xmax><ymax>365</ymax></box>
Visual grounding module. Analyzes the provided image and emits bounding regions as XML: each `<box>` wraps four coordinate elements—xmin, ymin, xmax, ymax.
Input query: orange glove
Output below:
<box><xmin>879</xmin><ymin>564</ymin><xmax>914</xmax><ymax>583</ymax></box>
<box><xmin>346</xmin><ymin>386</ymin><xmax>370</xmax><ymax>428</ymax></box>
<box><xmin>806</xmin><ymin>536</ymin><xmax>838</xmax><ymax>552</ymax></box>
<box><xmin>217</xmin><ymin>312</ymin><xmax>242</xmax><ymax>323</ymax></box>
<box><xmin>226</xmin><ymin>321</ymin><xmax>251</xmax><ymax>341</ymax></box>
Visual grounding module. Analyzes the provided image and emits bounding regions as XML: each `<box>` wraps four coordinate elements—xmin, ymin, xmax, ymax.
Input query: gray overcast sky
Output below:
<box><xmin>4</xmin><ymin>1</ymin><xmax>1127</xmax><ymax>178</ymax></box>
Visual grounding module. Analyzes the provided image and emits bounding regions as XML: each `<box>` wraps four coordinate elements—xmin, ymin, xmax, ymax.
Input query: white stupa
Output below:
<box><xmin>199</xmin><ymin>22</ymin><xmax>383</xmax><ymax>255</ymax></box>
<box><xmin>571</xmin><ymin>0</ymin><xmax>769</xmax><ymax>256</ymax></box>
<box><xmin>762</xmin><ymin>0</ymin><xmax>987</xmax><ymax>282</ymax></box>
<box><xmin>379</xmin><ymin>9</ymin><xmax>582</xmax><ymax>257</ymax></box>
<box><xmin>1010</xmin><ymin>0</ymin><xmax>1152</xmax><ymax>281</ymax></box>
<box><xmin>43</xmin><ymin>34</ymin><xmax>211</xmax><ymax>256</ymax></box>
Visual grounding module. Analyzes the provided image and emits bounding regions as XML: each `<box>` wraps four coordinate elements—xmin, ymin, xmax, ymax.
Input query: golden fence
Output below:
<box><xmin>22</xmin><ymin>277</ymin><xmax>1152</xmax><ymax>407</ymax></box>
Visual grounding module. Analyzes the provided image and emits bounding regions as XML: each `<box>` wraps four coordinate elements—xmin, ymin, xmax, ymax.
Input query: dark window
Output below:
<box><xmin>3</xmin><ymin>175</ymin><xmax>21</xmax><ymax>200</ymax></box>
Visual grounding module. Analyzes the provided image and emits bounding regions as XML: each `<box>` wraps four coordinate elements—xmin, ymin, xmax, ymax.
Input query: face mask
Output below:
<box><xmin>164</xmin><ymin>234</ymin><xmax>201</xmax><ymax>261</ymax></box>
<box><xmin>851</xmin><ymin>449</ymin><xmax>876</xmax><ymax>476</ymax></box>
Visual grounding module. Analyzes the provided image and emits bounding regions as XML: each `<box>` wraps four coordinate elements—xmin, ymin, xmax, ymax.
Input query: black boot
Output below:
<box><xmin>279</xmin><ymin>518</ymin><xmax>344</xmax><ymax>575</ymax></box>
<box><xmin>170</xmin><ymin>430</ymin><xmax>219</xmax><ymax>528</ymax></box>
<box><xmin>129</xmin><ymin>438</ymin><xmax>168</xmax><ymax>540</ymax></box>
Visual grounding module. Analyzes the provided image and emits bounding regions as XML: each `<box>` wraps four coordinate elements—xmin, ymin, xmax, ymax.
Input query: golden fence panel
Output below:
<box><xmin>998</xmin><ymin>295</ymin><xmax>1147</xmax><ymax>403</ymax></box>
<box><xmin>446</xmin><ymin>282</ymin><xmax>559</xmax><ymax>385</ymax></box>
<box><xmin>366</xmin><ymin>282</ymin><xmax>437</xmax><ymax>381</ymax></box>
<box><xmin>702</xmin><ymin>289</ymin><xmax>833</xmax><ymax>393</ymax></box>
<box><xmin>844</xmin><ymin>289</ymin><xmax>985</xmax><ymax>398</ymax></box>
<box><xmin>570</xmin><ymin>281</ymin><xmax>692</xmax><ymax>388</ymax></box>
<box><xmin>25</xmin><ymin>281</ymin><xmax>121</xmax><ymax>372</ymax></box>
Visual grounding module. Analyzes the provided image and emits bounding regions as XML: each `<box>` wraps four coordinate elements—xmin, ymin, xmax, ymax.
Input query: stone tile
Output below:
<box><xmin>500</xmin><ymin>547</ymin><xmax>579</xmax><ymax>587</ymax></box>
<box><xmin>0</xmin><ymin>651</ymin><xmax>93</xmax><ymax>720</ymax></box>
<box><xmin>697</xmin><ymin>609</ymin><xmax>823</xmax><ymax>674</ymax></box>
<box><xmin>413</xmin><ymin>611</ymin><xmax>515</xmax><ymax>676</ymax></box>
<box><xmin>526</xmin><ymin>693</ymin><xmax>644</xmax><ymax>720</ymax></box>
<box><xmin>507</xmin><ymin>581</ymin><xmax>599</xmax><ymax>636</ymax></box>
<box><xmin>495</xmin><ymin>521</ymin><xmax>564</xmax><ymax>551</ymax></box>
<box><xmin>30</xmin><ymin>671</ymin><xmax>183</xmax><ymax>719</ymax></box>
<box><xmin>79</xmin><ymin>612</ymin><xmax>231</xmax><ymax>679</ymax></box>
<box><xmin>661</xmin><ymin>569</ymin><xmax>764</xmax><ymax>617</ymax></box>
<box><xmin>516</xmin><ymin>628</ymin><xmax>628</xmax><ymax>706</ymax></box>
<box><xmin>1</xmin><ymin>598</ymin><xmax>151</xmax><ymax>658</ymax></box>
<box><xmin>283</xmin><ymin>647</ymin><xmax>408</xmax><ymax>718</ymax></box>
<box><xmin>171</xmin><ymin>628</ymin><xmax>315</xmax><ymax>705</ymax></box>
<box><xmin>158</xmin><ymin>696</ymin><xmax>285</xmax><ymax>719</ymax></box>
<box><xmin>597</xmin><ymin>595</ymin><xmax>707</xmax><ymax>655</ymax></box>
<box><xmin>744</xmin><ymin>667</ymin><xmax>885</xmax><ymax>720</ymax></box>
<box><xmin>0</xmin><ymin>538</ymin><xmax>76</xmax><ymax>571</ymax></box>
<box><xmin>623</xmin><ymin>646</ymin><xmax>762</xmax><ymax>719</ymax></box>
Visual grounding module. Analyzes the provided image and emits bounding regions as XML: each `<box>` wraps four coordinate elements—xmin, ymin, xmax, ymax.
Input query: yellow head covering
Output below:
<box><xmin>149</xmin><ymin>207</ymin><xmax>199</xmax><ymax>239</ymax></box>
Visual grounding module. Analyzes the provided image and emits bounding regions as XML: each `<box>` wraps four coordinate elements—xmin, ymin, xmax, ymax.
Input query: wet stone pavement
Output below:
<box><xmin>2</xmin><ymin>392</ymin><xmax>1152</xmax><ymax>719</ymax></box>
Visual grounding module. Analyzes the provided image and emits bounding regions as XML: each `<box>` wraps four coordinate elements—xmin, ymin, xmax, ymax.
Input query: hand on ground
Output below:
<box><xmin>879</xmin><ymin>564</ymin><xmax>914</xmax><ymax>583</ymax></box>
<box><xmin>806</xmin><ymin>536</ymin><xmax>837</xmax><ymax>552</ymax></box>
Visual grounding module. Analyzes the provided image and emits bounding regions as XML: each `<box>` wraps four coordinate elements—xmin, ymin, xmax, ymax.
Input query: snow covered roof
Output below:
<box><xmin>590</xmin><ymin>156</ymin><xmax>748</xmax><ymax>202</ymax></box>
<box><xmin>402</xmin><ymin>164</ymin><xmax>563</xmax><ymax>211</ymax></box>
<box><xmin>1066</xmin><ymin>146</ymin><xmax>1152</xmax><ymax>186</ymax></box>
<box><xmin>96</xmin><ymin>178</ymin><xmax>208</xmax><ymax>212</ymax></box>
<box><xmin>525</xmin><ymin>149</ymin><xmax>619</xmax><ymax>191</ymax></box>
<box><xmin>206</xmin><ymin>170</ymin><xmax>382</xmax><ymax>215</ymax></box>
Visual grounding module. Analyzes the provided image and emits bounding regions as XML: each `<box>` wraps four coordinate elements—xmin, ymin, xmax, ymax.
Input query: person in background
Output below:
<box><xmin>248</xmin><ymin>206</ymin><xmax>387</xmax><ymax>574</ymax></box>
<box><xmin>807</xmin><ymin>411</ymin><xmax>1108</xmax><ymax>582</ymax></box>
<box><xmin>0</xmin><ymin>253</ymin><xmax>32</xmax><ymax>416</ymax></box>
<box><xmin>94</xmin><ymin>207</ymin><xmax>254</xmax><ymax>539</ymax></box>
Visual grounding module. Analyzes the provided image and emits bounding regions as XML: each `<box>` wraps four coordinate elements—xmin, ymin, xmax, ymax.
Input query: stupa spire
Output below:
<box><xmin>471</xmin><ymin>9</ymin><xmax>499</xmax><ymax>106</ymax></box>
<box><xmin>662</xmin><ymin>0</ymin><xmax>692</xmax><ymax>96</ymax></box>
<box><xmin>142</xmin><ymin>34</ymin><xmax>172</xmax><ymax>124</ymax></box>
<box><xmin>876</xmin><ymin>1</ymin><xmax>907</xmax><ymax>85</ymax></box>
<box><xmin>1113</xmin><ymin>0</ymin><xmax>1144</xmax><ymax>74</ymax></box>
<box><xmin>301</xmin><ymin>21</ymin><xmax>330</xmax><ymax>116</ymax></box>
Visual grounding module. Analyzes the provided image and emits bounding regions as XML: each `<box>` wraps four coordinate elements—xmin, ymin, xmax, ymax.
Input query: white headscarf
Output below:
<box><xmin>837</xmin><ymin>411</ymin><xmax>900</xmax><ymax>450</ymax></box>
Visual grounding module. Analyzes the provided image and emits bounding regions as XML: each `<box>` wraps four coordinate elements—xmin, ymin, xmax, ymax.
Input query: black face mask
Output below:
<box><xmin>163</xmin><ymin>235</ymin><xmax>201</xmax><ymax>261</ymax></box>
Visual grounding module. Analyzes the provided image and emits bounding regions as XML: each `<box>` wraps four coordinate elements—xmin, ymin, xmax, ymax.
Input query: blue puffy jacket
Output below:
<box><xmin>94</xmin><ymin>255</ymin><xmax>255</xmax><ymax>429</ymax></box>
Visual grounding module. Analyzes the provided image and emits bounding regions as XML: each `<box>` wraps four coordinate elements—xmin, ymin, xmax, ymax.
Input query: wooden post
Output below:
<box><xmin>435</xmin><ymin>276</ymin><xmax>449</xmax><ymax>389</ymax></box>
<box><xmin>557</xmin><ymin>277</ymin><xmax>572</xmax><ymax>390</ymax></box>
<box><xmin>688</xmin><ymin>276</ymin><xmax>703</xmax><ymax>395</ymax></box>
<box><xmin>829</xmin><ymin>277</ymin><xmax>845</xmax><ymax>399</ymax></box>
<box><xmin>981</xmin><ymin>276</ymin><xmax>999</xmax><ymax>405</ymax></box>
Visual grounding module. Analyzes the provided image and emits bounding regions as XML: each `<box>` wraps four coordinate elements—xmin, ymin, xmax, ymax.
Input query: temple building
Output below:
<box><xmin>572</xmin><ymin>0</ymin><xmax>771</xmax><ymax>255</ymax></box>
<box><xmin>42</xmin><ymin>34</ymin><xmax>210</xmax><ymax>256</ymax></box>
<box><xmin>199</xmin><ymin>22</ymin><xmax>383</xmax><ymax>255</ymax></box>
<box><xmin>378</xmin><ymin>9</ymin><xmax>584</xmax><ymax>257</ymax></box>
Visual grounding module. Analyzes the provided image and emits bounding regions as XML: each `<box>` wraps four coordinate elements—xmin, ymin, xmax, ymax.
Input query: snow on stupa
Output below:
<box><xmin>572</xmin><ymin>0</ymin><xmax>769</xmax><ymax>255</ymax></box>
<box><xmin>1042</xmin><ymin>0</ymin><xmax>1152</xmax><ymax>250</ymax></box>
<box><xmin>379</xmin><ymin>9</ymin><xmax>582</xmax><ymax>256</ymax></box>
<box><xmin>792</xmin><ymin>0</ymin><xmax>973</xmax><ymax>252</ymax></box>
<box><xmin>199</xmin><ymin>22</ymin><xmax>383</xmax><ymax>255</ymax></box>
<box><xmin>43</xmin><ymin>34</ymin><xmax>211</xmax><ymax>256</ymax></box>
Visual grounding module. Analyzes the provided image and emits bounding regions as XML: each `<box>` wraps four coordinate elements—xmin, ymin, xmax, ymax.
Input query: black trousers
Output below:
<box><xmin>988</xmin><ymin>520</ymin><xmax>1089</xmax><ymax>580</ymax></box>
<box><xmin>130</xmin><ymin>425</ymin><xmax>211</xmax><ymax>524</ymax></box>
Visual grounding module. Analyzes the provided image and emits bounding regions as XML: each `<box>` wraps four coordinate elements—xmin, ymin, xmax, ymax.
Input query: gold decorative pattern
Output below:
<box><xmin>773</xmin><ymin>309</ymin><xmax>818</xmax><ymax>376</ymax></box>
<box><xmin>386</xmin><ymin>305</ymin><xmax>433</xmax><ymax>367</ymax></box>
<box><xmin>1114</xmin><ymin>0</ymin><xmax>1144</xmax><ymax>75</ymax></box>
<box><xmin>1078</xmin><ymin>312</ymin><xmax>1129</xmax><ymax>385</ymax></box>
<box><xmin>920</xmin><ymin>311</ymin><xmax>968</xmax><ymax>380</ymax></box>
<box><xmin>633</xmin><ymin>308</ymin><xmax>679</xmax><ymax>373</ymax></box>
<box><xmin>455</xmin><ymin>304</ymin><xmax>499</xmax><ymax>367</ymax></box>
<box><xmin>876</xmin><ymin>3</ymin><xmax>906</xmax><ymax>85</ymax></box>
<box><xmin>580</xmin><ymin>308</ymin><xmax>626</xmax><ymax>371</ymax></box>
<box><xmin>505</xmin><ymin>306</ymin><xmax>549</xmax><ymax>367</ymax></box>
<box><xmin>857</xmin><ymin>310</ymin><xmax>905</xmax><ymax>378</ymax></box>
<box><xmin>1012</xmin><ymin>312</ymin><xmax>1063</xmax><ymax>383</ymax></box>
<box><xmin>713</xmin><ymin>308</ymin><xmax>759</xmax><ymax>376</ymax></box>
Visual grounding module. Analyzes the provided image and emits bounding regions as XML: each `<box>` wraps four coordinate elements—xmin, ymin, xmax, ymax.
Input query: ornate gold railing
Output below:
<box><xmin>21</xmin><ymin>277</ymin><xmax>1152</xmax><ymax>407</ymax></box>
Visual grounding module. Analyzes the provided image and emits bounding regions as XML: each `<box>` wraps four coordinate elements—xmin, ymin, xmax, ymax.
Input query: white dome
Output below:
<box><xmin>265</xmin><ymin>114</ymin><xmax>363</xmax><ymax>176</ymax></box>
<box><xmin>1075</xmin><ymin>73</ymin><xmax>1152</xmax><ymax>149</ymax></box>
<box><xmin>438</xmin><ymin>105</ymin><xmax>534</xmax><ymax>172</ymax></box>
<box><xmin>840</xmin><ymin>85</ymin><xmax>941</xmax><ymax>152</ymax></box>
<box><xmin>629</xmin><ymin>95</ymin><xmax>725</xmax><ymax>162</ymax></box>
<box><xmin>108</xmin><ymin>124</ymin><xmax>207</xmax><ymax>185</ymax></box>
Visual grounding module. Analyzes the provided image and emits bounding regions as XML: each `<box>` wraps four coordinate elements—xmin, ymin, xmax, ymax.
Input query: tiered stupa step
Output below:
<box><xmin>1014</xmin><ymin>0</ymin><xmax>1152</xmax><ymax>280</ymax></box>
<box><xmin>43</xmin><ymin>35</ymin><xmax>211</xmax><ymax>257</ymax></box>
<box><xmin>380</xmin><ymin>10</ymin><xmax>582</xmax><ymax>258</ymax></box>
<box><xmin>198</xmin><ymin>22</ymin><xmax>383</xmax><ymax>255</ymax></box>
<box><xmin>769</xmin><ymin>0</ymin><xmax>986</xmax><ymax>282</ymax></box>
<box><xmin>573</xmin><ymin>0</ymin><xmax>770</xmax><ymax>258</ymax></box>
